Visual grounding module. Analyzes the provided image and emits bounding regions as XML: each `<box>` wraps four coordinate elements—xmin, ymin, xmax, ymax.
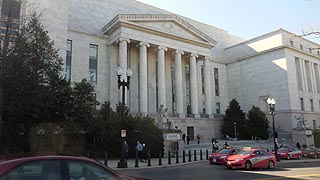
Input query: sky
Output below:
<box><xmin>136</xmin><ymin>0</ymin><xmax>320</xmax><ymax>42</ymax></box>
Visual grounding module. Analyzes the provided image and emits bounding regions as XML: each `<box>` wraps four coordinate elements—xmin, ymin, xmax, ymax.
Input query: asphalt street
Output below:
<box><xmin>119</xmin><ymin>161</ymin><xmax>320</xmax><ymax>180</ymax></box>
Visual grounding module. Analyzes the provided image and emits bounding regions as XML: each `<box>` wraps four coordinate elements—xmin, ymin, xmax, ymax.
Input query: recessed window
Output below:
<box><xmin>214</xmin><ymin>68</ymin><xmax>220</xmax><ymax>96</ymax></box>
<box><xmin>290</xmin><ymin>40</ymin><xmax>293</xmax><ymax>46</ymax></box>
<box><xmin>300</xmin><ymin>44</ymin><xmax>303</xmax><ymax>50</ymax></box>
<box><xmin>317</xmin><ymin>51</ymin><xmax>320</xmax><ymax>56</ymax></box>
<box><xmin>310</xmin><ymin>99</ymin><xmax>314</xmax><ymax>111</ymax></box>
<box><xmin>300</xmin><ymin>98</ymin><xmax>304</xmax><ymax>111</ymax></box>
<box><xmin>309</xmin><ymin>48</ymin><xmax>312</xmax><ymax>53</ymax></box>
<box><xmin>65</xmin><ymin>40</ymin><xmax>72</xmax><ymax>81</ymax></box>
<box><xmin>216</xmin><ymin>102</ymin><xmax>221</xmax><ymax>114</ymax></box>
<box><xmin>89</xmin><ymin>44</ymin><xmax>98</xmax><ymax>84</ymax></box>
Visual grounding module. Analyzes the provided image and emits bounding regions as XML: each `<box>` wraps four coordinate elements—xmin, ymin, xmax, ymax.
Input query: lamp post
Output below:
<box><xmin>116</xmin><ymin>66</ymin><xmax>132</xmax><ymax>168</ymax></box>
<box><xmin>267</xmin><ymin>97</ymin><xmax>280</xmax><ymax>162</ymax></box>
<box><xmin>234</xmin><ymin>122</ymin><xmax>237</xmax><ymax>140</ymax></box>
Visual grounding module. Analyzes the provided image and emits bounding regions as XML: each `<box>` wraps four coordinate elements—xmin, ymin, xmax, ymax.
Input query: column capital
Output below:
<box><xmin>175</xmin><ymin>50</ymin><xmax>184</xmax><ymax>55</ymax></box>
<box><xmin>158</xmin><ymin>46</ymin><xmax>168</xmax><ymax>51</ymax></box>
<box><xmin>139</xmin><ymin>41</ymin><xmax>150</xmax><ymax>47</ymax></box>
<box><xmin>117</xmin><ymin>37</ymin><xmax>130</xmax><ymax>44</ymax></box>
<box><xmin>204</xmin><ymin>56</ymin><xmax>212</xmax><ymax>61</ymax></box>
<box><xmin>190</xmin><ymin>53</ymin><xmax>199</xmax><ymax>58</ymax></box>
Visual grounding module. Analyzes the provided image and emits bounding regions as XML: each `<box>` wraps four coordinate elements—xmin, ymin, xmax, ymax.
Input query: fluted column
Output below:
<box><xmin>157</xmin><ymin>46</ymin><xmax>167</xmax><ymax>108</ymax></box>
<box><xmin>139</xmin><ymin>42</ymin><xmax>150</xmax><ymax>113</ymax></box>
<box><xmin>203</xmin><ymin>57</ymin><xmax>212</xmax><ymax>115</ymax></box>
<box><xmin>190</xmin><ymin>54</ymin><xmax>199</xmax><ymax>115</ymax></box>
<box><xmin>175</xmin><ymin>50</ymin><xmax>184</xmax><ymax>115</ymax></box>
<box><xmin>118</xmin><ymin>38</ymin><xmax>130</xmax><ymax>104</ymax></box>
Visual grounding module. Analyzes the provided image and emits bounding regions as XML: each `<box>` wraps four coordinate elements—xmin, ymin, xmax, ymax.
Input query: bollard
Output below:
<box><xmin>183</xmin><ymin>150</ymin><xmax>186</xmax><ymax>163</ymax></box>
<box><xmin>168</xmin><ymin>151</ymin><xmax>171</xmax><ymax>164</ymax></box>
<box><xmin>158</xmin><ymin>151</ymin><xmax>162</xmax><ymax>165</ymax></box>
<box><xmin>135</xmin><ymin>150</ymin><xmax>139</xmax><ymax>167</ymax></box>
<box><xmin>86</xmin><ymin>151</ymin><xmax>90</xmax><ymax>158</ymax></box>
<box><xmin>147</xmin><ymin>150</ymin><xmax>151</xmax><ymax>167</ymax></box>
<box><xmin>176</xmin><ymin>151</ymin><xmax>179</xmax><ymax>164</ymax></box>
<box><xmin>206</xmin><ymin>149</ymin><xmax>209</xmax><ymax>160</ymax></box>
<box><xmin>194</xmin><ymin>150</ymin><xmax>197</xmax><ymax>161</ymax></box>
<box><xmin>200</xmin><ymin>149</ymin><xmax>203</xmax><ymax>160</ymax></box>
<box><xmin>188</xmin><ymin>150</ymin><xmax>192</xmax><ymax>162</ymax></box>
<box><xmin>104</xmin><ymin>151</ymin><xmax>108</xmax><ymax>166</ymax></box>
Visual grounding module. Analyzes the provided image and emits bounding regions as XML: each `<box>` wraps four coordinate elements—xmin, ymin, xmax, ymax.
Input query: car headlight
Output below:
<box><xmin>235</xmin><ymin>158</ymin><xmax>243</xmax><ymax>162</ymax></box>
<box><xmin>310</xmin><ymin>152</ymin><xmax>314</xmax><ymax>155</ymax></box>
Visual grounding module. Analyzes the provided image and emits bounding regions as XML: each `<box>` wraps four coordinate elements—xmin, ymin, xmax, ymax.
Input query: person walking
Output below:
<box><xmin>182</xmin><ymin>133</ymin><xmax>186</xmax><ymax>143</ymax></box>
<box><xmin>196</xmin><ymin>134</ymin><xmax>200</xmax><ymax>144</ymax></box>
<box><xmin>136</xmin><ymin>141</ymin><xmax>143</xmax><ymax>162</ymax></box>
<box><xmin>124</xmin><ymin>141</ymin><xmax>129</xmax><ymax>160</ymax></box>
<box><xmin>296</xmin><ymin>142</ymin><xmax>301</xmax><ymax>150</ymax></box>
<box><xmin>186</xmin><ymin>135</ymin><xmax>190</xmax><ymax>145</ymax></box>
<box><xmin>142</xmin><ymin>143</ymin><xmax>148</xmax><ymax>162</ymax></box>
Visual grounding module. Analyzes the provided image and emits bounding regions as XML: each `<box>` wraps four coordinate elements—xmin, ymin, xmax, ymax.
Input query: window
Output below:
<box><xmin>67</xmin><ymin>161</ymin><xmax>118</xmax><ymax>180</ymax></box>
<box><xmin>300</xmin><ymin>98</ymin><xmax>304</xmax><ymax>111</ymax></box>
<box><xmin>318</xmin><ymin>51</ymin><xmax>320</xmax><ymax>56</ymax></box>
<box><xmin>216</xmin><ymin>102</ymin><xmax>221</xmax><ymax>114</ymax></box>
<box><xmin>309</xmin><ymin>48</ymin><xmax>312</xmax><ymax>53</ymax></box>
<box><xmin>295</xmin><ymin>57</ymin><xmax>303</xmax><ymax>91</ymax></box>
<box><xmin>290</xmin><ymin>40</ymin><xmax>293</xmax><ymax>46</ymax></box>
<box><xmin>89</xmin><ymin>44</ymin><xmax>98</xmax><ymax>84</ymax></box>
<box><xmin>300</xmin><ymin>44</ymin><xmax>303</xmax><ymax>50</ymax></box>
<box><xmin>214</xmin><ymin>68</ymin><xmax>220</xmax><ymax>96</ymax></box>
<box><xmin>313</xmin><ymin>120</ymin><xmax>317</xmax><ymax>130</ymax></box>
<box><xmin>0</xmin><ymin>0</ymin><xmax>21</xmax><ymax>40</ymax></box>
<box><xmin>65</xmin><ymin>40</ymin><xmax>72</xmax><ymax>81</ymax></box>
<box><xmin>0</xmin><ymin>161</ymin><xmax>61</xmax><ymax>180</ymax></box>
<box><xmin>310</xmin><ymin>99</ymin><xmax>314</xmax><ymax>111</ymax></box>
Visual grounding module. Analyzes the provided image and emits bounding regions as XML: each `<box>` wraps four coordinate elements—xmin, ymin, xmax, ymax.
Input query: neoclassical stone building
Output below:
<box><xmin>1</xmin><ymin>0</ymin><xmax>320</xmax><ymax>141</ymax></box>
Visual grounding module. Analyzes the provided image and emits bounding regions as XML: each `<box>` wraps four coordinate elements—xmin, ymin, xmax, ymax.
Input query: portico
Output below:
<box><xmin>102</xmin><ymin>14</ymin><xmax>217</xmax><ymax>121</ymax></box>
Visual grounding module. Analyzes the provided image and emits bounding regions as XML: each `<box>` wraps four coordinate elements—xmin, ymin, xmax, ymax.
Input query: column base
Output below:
<box><xmin>194</xmin><ymin>114</ymin><xmax>200</xmax><ymax>119</ymax></box>
<box><xmin>178</xmin><ymin>113</ymin><xmax>185</xmax><ymax>118</ymax></box>
<box><xmin>208</xmin><ymin>114</ymin><xmax>215</xmax><ymax>119</ymax></box>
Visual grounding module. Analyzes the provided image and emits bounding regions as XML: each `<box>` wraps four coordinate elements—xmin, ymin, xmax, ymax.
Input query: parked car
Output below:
<box><xmin>303</xmin><ymin>148</ymin><xmax>320</xmax><ymax>159</ymax></box>
<box><xmin>209</xmin><ymin>148</ymin><xmax>237</xmax><ymax>165</ymax></box>
<box><xmin>0</xmin><ymin>153</ymin><xmax>148</xmax><ymax>180</ymax></box>
<box><xmin>225</xmin><ymin>148</ymin><xmax>277</xmax><ymax>170</ymax></box>
<box><xmin>277</xmin><ymin>146</ymin><xmax>302</xmax><ymax>159</ymax></box>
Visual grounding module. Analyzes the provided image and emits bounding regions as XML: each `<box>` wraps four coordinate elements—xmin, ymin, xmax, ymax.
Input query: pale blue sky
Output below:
<box><xmin>137</xmin><ymin>0</ymin><xmax>320</xmax><ymax>42</ymax></box>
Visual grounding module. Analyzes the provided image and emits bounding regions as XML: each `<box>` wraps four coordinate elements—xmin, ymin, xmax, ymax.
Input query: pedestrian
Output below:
<box><xmin>186</xmin><ymin>135</ymin><xmax>190</xmax><ymax>145</ymax></box>
<box><xmin>296</xmin><ymin>142</ymin><xmax>301</xmax><ymax>150</ymax></box>
<box><xmin>223</xmin><ymin>141</ymin><xmax>229</xmax><ymax>149</ymax></box>
<box><xmin>124</xmin><ymin>141</ymin><xmax>129</xmax><ymax>160</ymax></box>
<box><xmin>136</xmin><ymin>141</ymin><xmax>143</xmax><ymax>162</ymax></box>
<box><xmin>213</xmin><ymin>141</ymin><xmax>219</xmax><ymax>152</ymax></box>
<box><xmin>142</xmin><ymin>143</ymin><xmax>148</xmax><ymax>162</ymax></box>
<box><xmin>211</xmin><ymin>138</ymin><xmax>214</xmax><ymax>145</ymax></box>
<box><xmin>196</xmin><ymin>134</ymin><xmax>200</xmax><ymax>144</ymax></box>
<box><xmin>182</xmin><ymin>133</ymin><xmax>186</xmax><ymax>143</ymax></box>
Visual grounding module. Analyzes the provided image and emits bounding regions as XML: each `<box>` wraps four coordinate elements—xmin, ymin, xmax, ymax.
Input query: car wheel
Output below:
<box><xmin>245</xmin><ymin>161</ymin><xmax>252</xmax><ymax>170</ymax></box>
<box><xmin>287</xmin><ymin>154</ymin><xmax>290</xmax><ymax>160</ymax></box>
<box><xmin>268</xmin><ymin>160</ymin><xmax>274</xmax><ymax>169</ymax></box>
<box><xmin>227</xmin><ymin>166</ymin><xmax>232</xmax><ymax>170</ymax></box>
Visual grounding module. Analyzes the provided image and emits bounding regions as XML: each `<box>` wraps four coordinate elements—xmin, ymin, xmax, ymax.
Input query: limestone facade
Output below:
<box><xmin>2</xmin><ymin>0</ymin><xmax>320</xmax><ymax>141</ymax></box>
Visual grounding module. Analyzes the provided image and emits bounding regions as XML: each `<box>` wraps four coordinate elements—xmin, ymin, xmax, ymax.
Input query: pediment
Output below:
<box><xmin>102</xmin><ymin>14</ymin><xmax>217</xmax><ymax>47</ymax></box>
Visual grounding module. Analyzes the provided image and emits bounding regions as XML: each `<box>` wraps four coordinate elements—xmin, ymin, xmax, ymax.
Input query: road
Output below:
<box><xmin>119</xmin><ymin>161</ymin><xmax>320</xmax><ymax>180</ymax></box>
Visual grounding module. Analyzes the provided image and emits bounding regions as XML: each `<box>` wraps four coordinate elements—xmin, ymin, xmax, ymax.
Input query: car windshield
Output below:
<box><xmin>279</xmin><ymin>148</ymin><xmax>289</xmax><ymax>151</ymax></box>
<box><xmin>236</xmin><ymin>150</ymin><xmax>251</xmax><ymax>155</ymax></box>
<box><xmin>217</xmin><ymin>149</ymin><xmax>231</xmax><ymax>154</ymax></box>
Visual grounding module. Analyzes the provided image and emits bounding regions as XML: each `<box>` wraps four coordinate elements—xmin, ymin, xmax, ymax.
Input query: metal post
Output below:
<box><xmin>188</xmin><ymin>150</ymin><xmax>192</xmax><ymax>162</ymax></box>
<box><xmin>206</xmin><ymin>149</ymin><xmax>208</xmax><ymax>160</ymax></box>
<box><xmin>194</xmin><ymin>150</ymin><xmax>197</xmax><ymax>161</ymax></box>
<box><xmin>183</xmin><ymin>150</ymin><xmax>186</xmax><ymax>163</ymax></box>
<box><xmin>104</xmin><ymin>151</ymin><xmax>108</xmax><ymax>166</ymax></box>
<box><xmin>158</xmin><ymin>151</ymin><xmax>162</xmax><ymax>165</ymax></box>
<box><xmin>234</xmin><ymin>122</ymin><xmax>237</xmax><ymax>140</ymax></box>
<box><xmin>147</xmin><ymin>150</ymin><xmax>151</xmax><ymax>166</ymax></box>
<box><xmin>168</xmin><ymin>151</ymin><xmax>171</xmax><ymax>164</ymax></box>
<box><xmin>200</xmin><ymin>149</ymin><xmax>203</xmax><ymax>160</ymax></box>
<box><xmin>176</xmin><ymin>151</ymin><xmax>179</xmax><ymax>164</ymax></box>
<box><xmin>135</xmin><ymin>150</ymin><xmax>139</xmax><ymax>167</ymax></box>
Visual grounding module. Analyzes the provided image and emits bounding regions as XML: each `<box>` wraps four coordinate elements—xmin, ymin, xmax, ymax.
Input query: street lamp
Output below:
<box><xmin>234</xmin><ymin>122</ymin><xmax>237</xmax><ymax>140</ymax></box>
<box><xmin>267</xmin><ymin>97</ymin><xmax>280</xmax><ymax>162</ymax></box>
<box><xmin>116</xmin><ymin>66</ymin><xmax>132</xmax><ymax>168</ymax></box>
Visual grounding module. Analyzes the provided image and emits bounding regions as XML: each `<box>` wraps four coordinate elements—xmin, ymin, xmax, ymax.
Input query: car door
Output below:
<box><xmin>64</xmin><ymin>160</ymin><xmax>121</xmax><ymax>180</ymax></box>
<box><xmin>250</xmin><ymin>150</ymin><xmax>261</xmax><ymax>168</ymax></box>
<box><xmin>0</xmin><ymin>160</ymin><xmax>61</xmax><ymax>180</ymax></box>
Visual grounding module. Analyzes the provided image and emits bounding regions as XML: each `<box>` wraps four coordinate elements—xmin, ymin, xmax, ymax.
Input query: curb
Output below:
<box><xmin>278</xmin><ymin>158</ymin><xmax>320</xmax><ymax>164</ymax></box>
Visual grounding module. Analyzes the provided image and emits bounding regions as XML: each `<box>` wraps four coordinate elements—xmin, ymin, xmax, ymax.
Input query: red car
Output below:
<box><xmin>277</xmin><ymin>146</ymin><xmax>302</xmax><ymax>159</ymax></box>
<box><xmin>225</xmin><ymin>148</ymin><xmax>277</xmax><ymax>170</ymax></box>
<box><xmin>0</xmin><ymin>154</ymin><xmax>148</xmax><ymax>180</ymax></box>
<box><xmin>209</xmin><ymin>148</ymin><xmax>237</xmax><ymax>165</ymax></box>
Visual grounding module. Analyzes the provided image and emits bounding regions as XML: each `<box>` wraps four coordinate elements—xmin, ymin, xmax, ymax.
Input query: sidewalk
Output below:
<box><xmin>102</xmin><ymin>153</ymin><xmax>207</xmax><ymax>170</ymax></box>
